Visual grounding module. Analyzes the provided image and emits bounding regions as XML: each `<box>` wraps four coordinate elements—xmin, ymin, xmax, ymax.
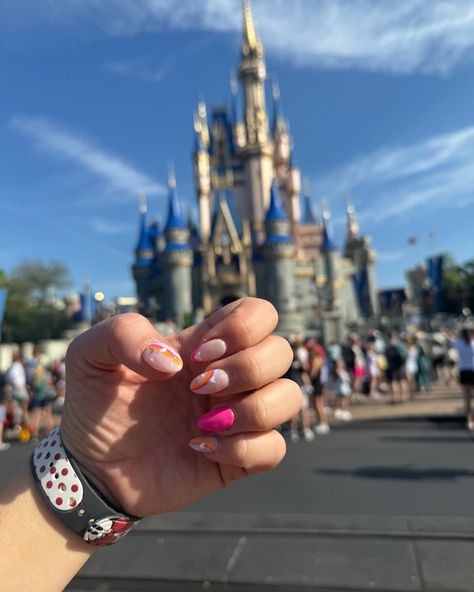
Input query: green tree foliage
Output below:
<box><xmin>1</xmin><ymin>261</ymin><xmax>71</xmax><ymax>344</ymax></box>
<box><xmin>443</xmin><ymin>256</ymin><xmax>474</xmax><ymax>314</ymax></box>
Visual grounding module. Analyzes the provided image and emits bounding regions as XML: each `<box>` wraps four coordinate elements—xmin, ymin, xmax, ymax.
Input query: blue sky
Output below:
<box><xmin>1</xmin><ymin>0</ymin><xmax>474</xmax><ymax>298</ymax></box>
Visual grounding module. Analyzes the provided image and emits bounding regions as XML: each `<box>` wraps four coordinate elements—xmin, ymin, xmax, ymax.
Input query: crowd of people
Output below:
<box><xmin>284</xmin><ymin>326</ymin><xmax>474</xmax><ymax>441</ymax></box>
<box><xmin>0</xmin><ymin>348</ymin><xmax>65</xmax><ymax>450</ymax></box>
<box><xmin>0</xmin><ymin>326</ymin><xmax>473</xmax><ymax>449</ymax></box>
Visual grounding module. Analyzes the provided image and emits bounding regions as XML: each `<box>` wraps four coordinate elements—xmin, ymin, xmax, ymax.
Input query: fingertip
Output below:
<box><xmin>142</xmin><ymin>341</ymin><xmax>183</xmax><ymax>374</ymax></box>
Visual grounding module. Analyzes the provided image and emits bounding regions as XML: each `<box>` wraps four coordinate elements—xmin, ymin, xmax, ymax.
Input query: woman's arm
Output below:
<box><xmin>0</xmin><ymin>461</ymin><xmax>94</xmax><ymax>592</ymax></box>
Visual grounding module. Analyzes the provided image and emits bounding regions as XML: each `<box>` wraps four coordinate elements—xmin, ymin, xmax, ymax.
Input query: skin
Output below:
<box><xmin>0</xmin><ymin>298</ymin><xmax>301</xmax><ymax>592</ymax></box>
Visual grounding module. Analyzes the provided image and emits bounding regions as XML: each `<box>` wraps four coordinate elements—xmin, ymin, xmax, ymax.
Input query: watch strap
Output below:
<box><xmin>31</xmin><ymin>427</ymin><xmax>141</xmax><ymax>546</ymax></box>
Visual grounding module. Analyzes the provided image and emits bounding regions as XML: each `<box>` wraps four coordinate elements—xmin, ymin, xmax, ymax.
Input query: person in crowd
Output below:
<box><xmin>0</xmin><ymin>298</ymin><xmax>301</xmax><ymax>591</ymax></box>
<box><xmin>5</xmin><ymin>352</ymin><xmax>29</xmax><ymax>422</ymax></box>
<box><xmin>385</xmin><ymin>331</ymin><xmax>407</xmax><ymax>404</ymax></box>
<box><xmin>285</xmin><ymin>342</ymin><xmax>314</xmax><ymax>442</ymax></box>
<box><xmin>453</xmin><ymin>328</ymin><xmax>474</xmax><ymax>431</ymax></box>
<box><xmin>445</xmin><ymin>331</ymin><xmax>459</xmax><ymax>386</ymax></box>
<box><xmin>366</xmin><ymin>337</ymin><xmax>381</xmax><ymax>400</ymax></box>
<box><xmin>29</xmin><ymin>365</ymin><xmax>56</xmax><ymax>442</ymax></box>
<box><xmin>352</xmin><ymin>335</ymin><xmax>366</xmax><ymax>395</ymax></box>
<box><xmin>308</xmin><ymin>341</ymin><xmax>330</xmax><ymax>435</ymax></box>
<box><xmin>405</xmin><ymin>336</ymin><xmax>419</xmax><ymax>399</ymax></box>
<box><xmin>0</xmin><ymin>372</ymin><xmax>10</xmax><ymax>452</ymax></box>
<box><xmin>333</xmin><ymin>358</ymin><xmax>352</xmax><ymax>421</ymax></box>
<box><xmin>416</xmin><ymin>338</ymin><xmax>432</xmax><ymax>392</ymax></box>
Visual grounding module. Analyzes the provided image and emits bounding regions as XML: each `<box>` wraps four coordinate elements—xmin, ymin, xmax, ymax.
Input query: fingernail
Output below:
<box><xmin>197</xmin><ymin>407</ymin><xmax>235</xmax><ymax>432</ymax></box>
<box><xmin>190</xmin><ymin>369</ymin><xmax>229</xmax><ymax>394</ymax></box>
<box><xmin>142</xmin><ymin>342</ymin><xmax>183</xmax><ymax>373</ymax></box>
<box><xmin>192</xmin><ymin>339</ymin><xmax>227</xmax><ymax>362</ymax></box>
<box><xmin>189</xmin><ymin>437</ymin><xmax>220</xmax><ymax>453</ymax></box>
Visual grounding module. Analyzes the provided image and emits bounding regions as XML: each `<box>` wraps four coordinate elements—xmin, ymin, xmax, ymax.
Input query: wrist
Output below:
<box><xmin>31</xmin><ymin>428</ymin><xmax>141</xmax><ymax>546</ymax></box>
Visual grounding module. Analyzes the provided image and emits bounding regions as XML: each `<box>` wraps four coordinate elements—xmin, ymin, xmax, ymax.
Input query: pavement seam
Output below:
<box><xmin>222</xmin><ymin>535</ymin><xmax>247</xmax><ymax>583</ymax></box>
<box><xmin>410</xmin><ymin>540</ymin><xmax>427</xmax><ymax>591</ymax></box>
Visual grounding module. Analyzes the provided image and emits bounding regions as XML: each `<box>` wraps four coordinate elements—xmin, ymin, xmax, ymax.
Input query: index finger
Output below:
<box><xmin>184</xmin><ymin>297</ymin><xmax>279</xmax><ymax>363</ymax></box>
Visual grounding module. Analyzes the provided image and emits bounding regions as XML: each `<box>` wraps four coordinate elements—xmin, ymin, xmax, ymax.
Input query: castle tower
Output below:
<box><xmin>230</xmin><ymin>71</ymin><xmax>246</xmax><ymax>150</ymax></box>
<box><xmin>132</xmin><ymin>196</ymin><xmax>154</xmax><ymax>314</ymax></box>
<box><xmin>261</xmin><ymin>181</ymin><xmax>300</xmax><ymax>333</ymax></box>
<box><xmin>192</xmin><ymin>102</ymin><xmax>212</xmax><ymax>243</ymax></box>
<box><xmin>161</xmin><ymin>170</ymin><xmax>193</xmax><ymax>326</ymax></box>
<box><xmin>319</xmin><ymin>202</ymin><xmax>344</xmax><ymax>342</ymax></box>
<box><xmin>239</xmin><ymin>0</ymin><xmax>273</xmax><ymax>242</ymax></box>
<box><xmin>320</xmin><ymin>202</ymin><xmax>338</xmax><ymax>312</ymax></box>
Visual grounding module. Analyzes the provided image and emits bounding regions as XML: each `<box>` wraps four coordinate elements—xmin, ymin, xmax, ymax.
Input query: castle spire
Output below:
<box><xmin>135</xmin><ymin>195</ymin><xmax>154</xmax><ymax>264</ymax></box>
<box><xmin>346</xmin><ymin>201</ymin><xmax>360</xmax><ymax>238</ymax></box>
<box><xmin>321</xmin><ymin>199</ymin><xmax>337</xmax><ymax>252</ymax></box>
<box><xmin>242</xmin><ymin>0</ymin><xmax>262</xmax><ymax>58</ymax></box>
<box><xmin>165</xmin><ymin>165</ymin><xmax>186</xmax><ymax>231</ymax></box>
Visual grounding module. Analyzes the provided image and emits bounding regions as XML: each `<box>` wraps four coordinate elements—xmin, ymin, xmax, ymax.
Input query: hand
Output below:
<box><xmin>60</xmin><ymin>298</ymin><xmax>301</xmax><ymax>517</ymax></box>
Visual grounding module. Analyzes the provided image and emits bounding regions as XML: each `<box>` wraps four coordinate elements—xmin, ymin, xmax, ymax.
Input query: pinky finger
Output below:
<box><xmin>189</xmin><ymin>430</ymin><xmax>286</xmax><ymax>473</ymax></box>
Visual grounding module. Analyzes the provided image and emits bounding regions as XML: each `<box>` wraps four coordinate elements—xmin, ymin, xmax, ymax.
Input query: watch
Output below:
<box><xmin>31</xmin><ymin>427</ymin><xmax>141</xmax><ymax>546</ymax></box>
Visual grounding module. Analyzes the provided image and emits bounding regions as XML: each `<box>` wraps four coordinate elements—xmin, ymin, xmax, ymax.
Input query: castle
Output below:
<box><xmin>132</xmin><ymin>0</ymin><xmax>378</xmax><ymax>340</ymax></box>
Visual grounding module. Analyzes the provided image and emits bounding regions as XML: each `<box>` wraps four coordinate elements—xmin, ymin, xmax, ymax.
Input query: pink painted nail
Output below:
<box><xmin>190</xmin><ymin>369</ymin><xmax>229</xmax><ymax>394</ymax></box>
<box><xmin>142</xmin><ymin>342</ymin><xmax>183</xmax><ymax>373</ymax></box>
<box><xmin>189</xmin><ymin>437</ymin><xmax>220</xmax><ymax>453</ymax></box>
<box><xmin>197</xmin><ymin>407</ymin><xmax>235</xmax><ymax>432</ymax></box>
<box><xmin>192</xmin><ymin>339</ymin><xmax>227</xmax><ymax>362</ymax></box>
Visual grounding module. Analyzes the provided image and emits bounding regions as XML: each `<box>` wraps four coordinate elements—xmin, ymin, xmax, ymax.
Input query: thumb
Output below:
<box><xmin>66</xmin><ymin>313</ymin><xmax>183</xmax><ymax>380</ymax></box>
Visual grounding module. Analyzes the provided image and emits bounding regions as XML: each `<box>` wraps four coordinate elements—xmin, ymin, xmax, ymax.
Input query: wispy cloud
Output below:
<box><xmin>105</xmin><ymin>58</ymin><xmax>171</xmax><ymax>83</ymax></box>
<box><xmin>4</xmin><ymin>1</ymin><xmax>474</xmax><ymax>74</ymax></box>
<box><xmin>316</xmin><ymin>126</ymin><xmax>474</xmax><ymax>225</ymax></box>
<box><xmin>377</xmin><ymin>249</ymin><xmax>408</xmax><ymax>263</ymax></box>
<box><xmin>105</xmin><ymin>37</ymin><xmax>212</xmax><ymax>84</ymax></box>
<box><xmin>90</xmin><ymin>216</ymin><xmax>134</xmax><ymax>235</ymax></box>
<box><xmin>10</xmin><ymin>116</ymin><xmax>165</xmax><ymax>200</ymax></box>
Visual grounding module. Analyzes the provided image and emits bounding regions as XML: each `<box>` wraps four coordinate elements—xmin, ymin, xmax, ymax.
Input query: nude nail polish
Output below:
<box><xmin>142</xmin><ymin>342</ymin><xmax>183</xmax><ymax>373</ymax></box>
<box><xmin>192</xmin><ymin>339</ymin><xmax>227</xmax><ymax>362</ymax></box>
<box><xmin>190</xmin><ymin>369</ymin><xmax>229</xmax><ymax>394</ymax></box>
<box><xmin>197</xmin><ymin>407</ymin><xmax>235</xmax><ymax>432</ymax></box>
<box><xmin>189</xmin><ymin>437</ymin><xmax>220</xmax><ymax>453</ymax></box>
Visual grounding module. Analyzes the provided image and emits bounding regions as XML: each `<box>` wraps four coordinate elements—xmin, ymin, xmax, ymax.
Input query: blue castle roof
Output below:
<box><xmin>322</xmin><ymin>214</ymin><xmax>337</xmax><ymax>252</ymax></box>
<box><xmin>165</xmin><ymin>183</ymin><xmax>186</xmax><ymax>231</ymax></box>
<box><xmin>300</xmin><ymin>194</ymin><xmax>317</xmax><ymax>224</ymax></box>
<box><xmin>135</xmin><ymin>209</ymin><xmax>154</xmax><ymax>265</ymax></box>
<box><xmin>265</xmin><ymin>181</ymin><xmax>288</xmax><ymax>223</ymax></box>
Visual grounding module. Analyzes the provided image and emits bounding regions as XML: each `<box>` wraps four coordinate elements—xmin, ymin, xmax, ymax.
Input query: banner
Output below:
<box><xmin>426</xmin><ymin>254</ymin><xmax>444</xmax><ymax>313</ymax></box>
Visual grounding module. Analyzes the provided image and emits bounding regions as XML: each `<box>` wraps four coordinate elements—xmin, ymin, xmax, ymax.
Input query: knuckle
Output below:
<box><xmin>233</xmin><ymin>438</ymin><xmax>249</xmax><ymax>466</ymax></box>
<box><xmin>253</xmin><ymin>397</ymin><xmax>269</xmax><ymax>430</ymax></box>
<box><xmin>241</xmin><ymin>352</ymin><xmax>263</xmax><ymax>386</ymax></box>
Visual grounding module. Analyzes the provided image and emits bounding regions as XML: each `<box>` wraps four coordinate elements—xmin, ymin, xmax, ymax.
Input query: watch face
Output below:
<box><xmin>84</xmin><ymin>516</ymin><xmax>136</xmax><ymax>546</ymax></box>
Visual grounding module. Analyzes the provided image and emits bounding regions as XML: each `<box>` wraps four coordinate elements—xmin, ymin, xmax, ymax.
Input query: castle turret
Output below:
<box><xmin>192</xmin><ymin>102</ymin><xmax>212</xmax><ymax>243</ymax></box>
<box><xmin>321</xmin><ymin>202</ymin><xmax>338</xmax><ymax>311</ymax></box>
<box><xmin>261</xmin><ymin>181</ymin><xmax>300</xmax><ymax>333</ymax></box>
<box><xmin>161</xmin><ymin>169</ymin><xmax>193</xmax><ymax>326</ymax></box>
<box><xmin>230</xmin><ymin>71</ymin><xmax>246</xmax><ymax>150</ymax></box>
<box><xmin>272</xmin><ymin>81</ymin><xmax>291</xmax><ymax>167</ymax></box>
<box><xmin>132</xmin><ymin>196</ymin><xmax>154</xmax><ymax>314</ymax></box>
<box><xmin>239</xmin><ymin>0</ymin><xmax>273</xmax><ymax>243</ymax></box>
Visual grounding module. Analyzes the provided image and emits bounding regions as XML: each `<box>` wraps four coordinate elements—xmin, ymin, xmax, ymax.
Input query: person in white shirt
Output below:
<box><xmin>6</xmin><ymin>353</ymin><xmax>29</xmax><ymax>421</ymax></box>
<box><xmin>454</xmin><ymin>328</ymin><xmax>474</xmax><ymax>431</ymax></box>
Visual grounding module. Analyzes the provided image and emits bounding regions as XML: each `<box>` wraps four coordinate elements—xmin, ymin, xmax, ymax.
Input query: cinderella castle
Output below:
<box><xmin>132</xmin><ymin>0</ymin><xmax>378</xmax><ymax>339</ymax></box>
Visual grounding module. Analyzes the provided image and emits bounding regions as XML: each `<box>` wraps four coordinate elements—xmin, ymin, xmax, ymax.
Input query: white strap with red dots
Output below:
<box><xmin>31</xmin><ymin>428</ymin><xmax>140</xmax><ymax>546</ymax></box>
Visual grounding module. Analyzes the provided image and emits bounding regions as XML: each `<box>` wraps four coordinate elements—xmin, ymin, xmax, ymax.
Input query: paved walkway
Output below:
<box><xmin>333</xmin><ymin>382</ymin><xmax>464</xmax><ymax>424</ymax></box>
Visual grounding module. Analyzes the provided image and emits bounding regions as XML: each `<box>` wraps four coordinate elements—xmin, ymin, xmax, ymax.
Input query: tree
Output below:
<box><xmin>1</xmin><ymin>261</ymin><xmax>72</xmax><ymax>344</ymax></box>
<box><xmin>443</xmin><ymin>255</ymin><xmax>474</xmax><ymax>315</ymax></box>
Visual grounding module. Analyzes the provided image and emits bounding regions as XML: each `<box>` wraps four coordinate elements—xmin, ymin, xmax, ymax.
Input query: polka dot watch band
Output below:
<box><xmin>31</xmin><ymin>427</ymin><xmax>141</xmax><ymax>546</ymax></box>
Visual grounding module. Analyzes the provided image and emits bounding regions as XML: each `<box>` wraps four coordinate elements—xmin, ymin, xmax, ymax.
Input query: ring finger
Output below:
<box><xmin>193</xmin><ymin>378</ymin><xmax>302</xmax><ymax>435</ymax></box>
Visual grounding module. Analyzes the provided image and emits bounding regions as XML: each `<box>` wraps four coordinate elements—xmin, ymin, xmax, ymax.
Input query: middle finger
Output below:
<box><xmin>189</xmin><ymin>335</ymin><xmax>292</xmax><ymax>397</ymax></box>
